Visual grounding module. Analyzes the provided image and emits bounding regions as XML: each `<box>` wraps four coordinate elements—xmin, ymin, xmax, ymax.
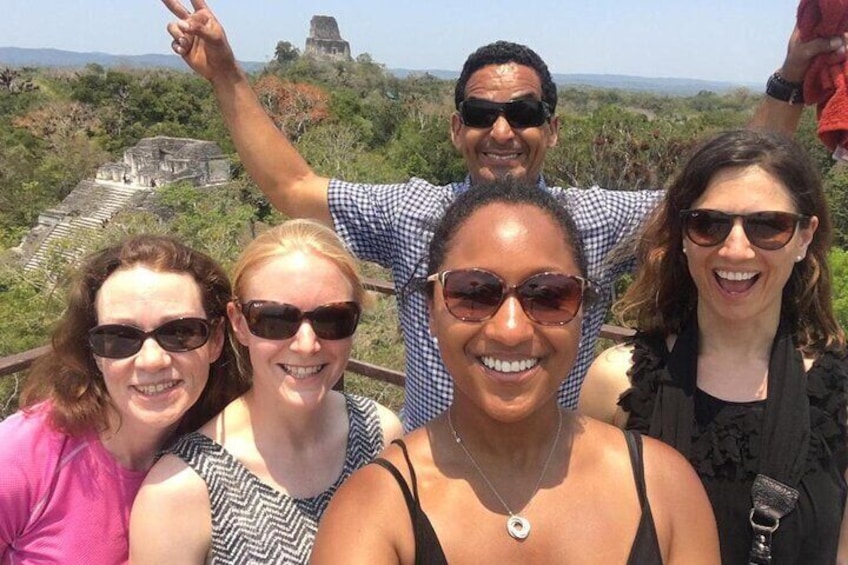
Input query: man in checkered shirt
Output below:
<box><xmin>162</xmin><ymin>0</ymin><xmax>838</xmax><ymax>430</ymax></box>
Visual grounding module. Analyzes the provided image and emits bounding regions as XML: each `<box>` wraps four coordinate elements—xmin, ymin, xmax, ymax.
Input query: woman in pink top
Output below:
<box><xmin>0</xmin><ymin>235</ymin><xmax>248</xmax><ymax>564</ymax></box>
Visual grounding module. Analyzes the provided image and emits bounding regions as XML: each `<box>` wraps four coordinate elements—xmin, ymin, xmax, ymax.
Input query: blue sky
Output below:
<box><xmin>3</xmin><ymin>0</ymin><xmax>802</xmax><ymax>84</ymax></box>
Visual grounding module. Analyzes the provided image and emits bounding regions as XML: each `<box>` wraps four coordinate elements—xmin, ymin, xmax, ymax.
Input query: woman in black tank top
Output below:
<box><xmin>312</xmin><ymin>179</ymin><xmax>720</xmax><ymax>564</ymax></box>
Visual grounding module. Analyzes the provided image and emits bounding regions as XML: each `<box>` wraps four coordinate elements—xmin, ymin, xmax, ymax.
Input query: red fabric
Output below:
<box><xmin>797</xmin><ymin>0</ymin><xmax>848</xmax><ymax>152</ymax></box>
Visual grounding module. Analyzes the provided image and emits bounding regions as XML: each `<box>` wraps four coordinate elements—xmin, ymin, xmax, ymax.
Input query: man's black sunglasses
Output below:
<box><xmin>458</xmin><ymin>98</ymin><xmax>552</xmax><ymax>129</ymax></box>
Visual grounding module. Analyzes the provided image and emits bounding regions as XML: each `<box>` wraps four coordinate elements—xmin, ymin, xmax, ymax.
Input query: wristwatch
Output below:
<box><xmin>766</xmin><ymin>72</ymin><xmax>804</xmax><ymax>105</ymax></box>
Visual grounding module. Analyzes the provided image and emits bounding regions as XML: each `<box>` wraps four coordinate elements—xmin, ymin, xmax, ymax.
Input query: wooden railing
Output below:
<box><xmin>0</xmin><ymin>345</ymin><xmax>52</xmax><ymax>378</ymax></box>
<box><xmin>0</xmin><ymin>278</ymin><xmax>633</xmax><ymax>385</ymax></box>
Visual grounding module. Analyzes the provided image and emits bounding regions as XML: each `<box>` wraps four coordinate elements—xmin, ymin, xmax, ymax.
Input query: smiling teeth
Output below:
<box><xmin>135</xmin><ymin>381</ymin><xmax>179</xmax><ymax>396</ymax></box>
<box><xmin>486</xmin><ymin>153</ymin><xmax>520</xmax><ymax>160</ymax></box>
<box><xmin>283</xmin><ymin>365</ymin><xmax>323</xmax><ymax>379</ymax></box>
<box><xmin>480</xmin><ymin>356</ymin><xmax>539</xmax><ymax>373</ymax></box>
<box><xmin>716</xmin><ymin>270</ymin><xmax>757</xmax><ymax>281</ymax></box>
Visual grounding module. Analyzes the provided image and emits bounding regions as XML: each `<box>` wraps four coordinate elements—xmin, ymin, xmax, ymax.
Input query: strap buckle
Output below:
<box><xmin>748</xmin><ymin>508</ymin><xmax>780</xmax><ymax>564</ymax></box>
<box><xmin>747</xmin><ymin>474</ymin><xmax>799</xmax><ymax>565</ymax></box>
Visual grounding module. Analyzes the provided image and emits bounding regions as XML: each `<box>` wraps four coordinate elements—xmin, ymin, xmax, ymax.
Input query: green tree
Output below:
<box><xmin>153</xmin><ymin>180</ymin><xmax>266</xmax><ymax>265</ymax></box>
<box><xmin>548</xmin><ymin>105</ymin><xmax>701</xmax><ymax>190</ymax></box>
<box><xmin>0</xmin><ymin>67</ymin><xmax>38</xmax><ymax>94</ymax></box>
<box><xmin>0</xmin><ymin>259</ymin><xmax>69</xmax><ymax>417</ymax></box>
<box><xmin>823</xmin><ymin>166</ymin><xmax>848</xmax><ymax>249</ymax></box>
<box><xmin>274</xmin><ymin>41</ymin><xmax>300</xmax><ymax>68</ymax></box>
<box><xmin>297</xmin><ymin>123</ymin><xmax>368</xmax><ymax>180</ymax></box>
<box><xmin>385</xmin><ymin>112</ymin><xmax>464</xmax><ymax>185</ymax></box>
<box><xmin>829</xmin><ymin>248</ymin><xmax>848</xmax><ymax>331</ymax></box>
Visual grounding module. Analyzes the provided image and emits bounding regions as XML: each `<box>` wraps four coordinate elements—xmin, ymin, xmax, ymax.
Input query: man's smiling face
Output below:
<box><xmin>451</xmin><ymin>63</ymin><xmax>559</xmax><ymax>185</ymax></box>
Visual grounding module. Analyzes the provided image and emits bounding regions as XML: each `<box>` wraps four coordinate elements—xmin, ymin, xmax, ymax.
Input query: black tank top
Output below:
<box><xmin>372</xmin><ymin>430</ymin><xmax>663</xmax><ymax>564</ymax></box>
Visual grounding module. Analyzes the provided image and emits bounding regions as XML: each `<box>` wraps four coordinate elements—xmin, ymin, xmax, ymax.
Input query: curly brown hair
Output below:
<box><xmin>615</xmin><ymin>129</ymin><xmax>845</xmax><ymax>354</ymax></box>
<box><xmin>20</xmin><ymin>235</ymin><xmax>250</xmax><ymax>437</ymax></box>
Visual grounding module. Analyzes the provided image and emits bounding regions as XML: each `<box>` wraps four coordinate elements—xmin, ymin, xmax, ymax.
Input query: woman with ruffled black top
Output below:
<box><xmin>579</xmin><ymin>129</ymin><xmax>848</xmax><ymax>564</ymax></box>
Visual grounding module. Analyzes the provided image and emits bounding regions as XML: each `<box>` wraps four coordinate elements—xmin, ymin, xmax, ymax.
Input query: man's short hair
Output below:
<box><xmin>454</xmin><ymin>41</ymin><xmax>557</xmax><ymax>112</ymax></box>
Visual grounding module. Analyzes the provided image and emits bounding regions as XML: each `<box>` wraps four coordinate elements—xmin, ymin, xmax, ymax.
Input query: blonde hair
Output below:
<box><xmin>229</xmin><ymin>220</ymin><xmax>372</xmax><ymax>377</ymax></box>
<box><xmin>231</xmin><ymin>219</ymin><xmax>369</xmax><ymax>306</ymax></box>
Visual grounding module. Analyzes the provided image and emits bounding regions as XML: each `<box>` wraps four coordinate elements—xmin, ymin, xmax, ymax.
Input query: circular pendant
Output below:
<box><xmin>506</xmin><ymin>515</ymin><xmax>531</xmax><ymax>540</ymax></box>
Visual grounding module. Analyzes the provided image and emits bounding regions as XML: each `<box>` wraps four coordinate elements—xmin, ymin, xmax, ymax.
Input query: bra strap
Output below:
<box><xmin>372</xmin><ymin>439</ymin><xmax>420</xmax><ymax>508</ymax></box>
<box><xmin>624</xmin><ymin>430</ymin><xmax>648</xmax><ymax>509</ymax></box>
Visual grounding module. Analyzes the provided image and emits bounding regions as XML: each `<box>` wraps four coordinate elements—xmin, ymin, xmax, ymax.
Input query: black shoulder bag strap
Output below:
<box><xmin>652</xmin><ymin>315</ymin><xmax>809</xmax><ymax>565</ymax></box>
<box><xmin>747</xmin><ymin>318</ymin><xmax>809</xmax><ymax>565</ymax></box>
<box><xmin>748</xmin><ymin>474</ymin><xmax>799</xmax><ymax>564</ymax></box>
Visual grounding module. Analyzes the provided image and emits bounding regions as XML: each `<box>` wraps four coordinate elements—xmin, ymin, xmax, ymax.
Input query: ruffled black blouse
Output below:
<box><xmin>620</xmin><ymin>333</ymin><xmax>848</xmax><ymax>564</ymax></box>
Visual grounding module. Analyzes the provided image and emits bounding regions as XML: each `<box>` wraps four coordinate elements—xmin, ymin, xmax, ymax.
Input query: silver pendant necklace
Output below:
<box><xmin>447</xmin><ymin>408</ymin><xmax>562</xmax><ymax>541</ymax></box>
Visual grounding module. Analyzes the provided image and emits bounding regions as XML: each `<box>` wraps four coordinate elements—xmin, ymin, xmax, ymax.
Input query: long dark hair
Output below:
<box><xmin>616</xmin><ymin>129</ymin><xmax>844</xmax><ymax>353</ymax></box>
<box><xmin>21</xmin><ymin>234</ymin><xmax>249</xmax><ymax>436</ymax></box>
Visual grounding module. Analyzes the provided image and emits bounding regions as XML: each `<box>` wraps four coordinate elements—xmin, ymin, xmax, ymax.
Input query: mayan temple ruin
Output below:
<box><xmin>16</xmin><ymin>136</ymin><xmax>229</xmax><ymax>272</ymax></box>
<box><xmin>304</xmin><ymin>16</ymin><xmax>351</xmax><ymax>61</ymax></box>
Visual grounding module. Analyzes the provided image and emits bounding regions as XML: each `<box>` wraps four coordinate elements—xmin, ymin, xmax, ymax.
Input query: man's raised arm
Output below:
<box><xmin>161</xmin><ymin>0</ymin><xmax>332</xmax><ymax>225</ymax></box>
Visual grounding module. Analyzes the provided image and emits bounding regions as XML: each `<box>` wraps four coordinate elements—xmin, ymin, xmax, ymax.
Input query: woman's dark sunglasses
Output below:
<box><xmin>680</xmin><ymin>209</ymin><xmax>810</xmax><ymax>251</ymax></box>
<box><xmin>88</xmin><ymin>318</ymin><xmax>213</xmax><ymax>359</ymax></box>
<box><xmin>427</xmin><ymin>268</ymin><xmax>594</xmax><ymax>325</ymax></box>
<box><xmin>458</xmin><ymin>98</ymin><xmax>551</xmax><ymax>129</ymax></box>
<box><xmin>238</xmin><ymin>300</ymin><xmax>360</xmax><ymax>341</ymax></box>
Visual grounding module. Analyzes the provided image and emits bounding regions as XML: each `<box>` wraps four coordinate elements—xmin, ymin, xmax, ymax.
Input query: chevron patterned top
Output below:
<box><xmin>167</xmin><ymin>393</ymin><xmax>384</xmax><ymax>564</ymax></box>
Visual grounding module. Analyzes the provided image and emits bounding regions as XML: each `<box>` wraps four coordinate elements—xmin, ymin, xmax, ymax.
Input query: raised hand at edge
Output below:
<box><xmin>160</xmin><ymin>0</ymin><xmax>240</xmax><ymax>83</ymax></box>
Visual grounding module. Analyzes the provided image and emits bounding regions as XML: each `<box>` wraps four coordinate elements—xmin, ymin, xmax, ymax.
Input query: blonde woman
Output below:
<box><xmin>131</xmin><ymin>220</ymin><xmax>402</xmax><ymax>563</ymax></box>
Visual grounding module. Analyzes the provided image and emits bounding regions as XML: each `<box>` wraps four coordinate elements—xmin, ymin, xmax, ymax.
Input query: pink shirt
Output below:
<box><xmin>0</xmin><ymin>403</ymin><xmax>147</xmax><ymax>564</ymax></box>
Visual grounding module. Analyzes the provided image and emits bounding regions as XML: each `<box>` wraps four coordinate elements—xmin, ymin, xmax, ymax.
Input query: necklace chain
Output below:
<box><xmin>447</xmin><ymin>408</ymin><xmax>562</xmax><ymax>531</ymax></box>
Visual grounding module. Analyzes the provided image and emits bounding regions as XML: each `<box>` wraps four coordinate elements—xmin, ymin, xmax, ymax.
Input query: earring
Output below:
<box><xmin>795</xmin><ymin>255</ymin><xmax>804</xmax><ymax>263</ymax></box>
<box><xmin>432</xmin><ymin>336</ymin><xmax>439</xmax><ymax>345</ymax></box>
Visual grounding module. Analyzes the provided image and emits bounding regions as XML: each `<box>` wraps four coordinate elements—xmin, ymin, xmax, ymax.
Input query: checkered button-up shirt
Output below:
<box><xmin>329</xmin><ymin>176</ymin><xmax>662</xmax><ymax>431</ymax></box>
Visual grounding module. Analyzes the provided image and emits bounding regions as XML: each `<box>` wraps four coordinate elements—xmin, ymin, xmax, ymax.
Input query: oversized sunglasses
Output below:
<box><xmin>427</xmin><ymin>268</ymin><xmax>594</xmax><ymax>325</ymax></box>
<box><xmin>680</xmin><ymin>209</ymin><xmax>810</xmax><ymax>251</ymax></box>
<box><xmin>458</xmin><ymin>98</ymin><xmax>551</xmax><ymax>129</ymax></box>
<box><xmin>88</xmin><ymin>318</ymin><xmax>213</xmax><ymax>359</ymax></box>
<box><xmin>238</xmin><ymin>300</ymin><xmax>360</xmax><ymax>341</ymax></box>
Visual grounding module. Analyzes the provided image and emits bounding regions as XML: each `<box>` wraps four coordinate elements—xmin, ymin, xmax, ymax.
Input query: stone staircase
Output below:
<box><xmin>22</xmin><ymin>181</ymin><xmax>148</xmax><ymax>272</ymax></box>
<box><xmin>16</xmin><ymin>136</ymin><xmax>228</xmax><ymax>274</ymax></box>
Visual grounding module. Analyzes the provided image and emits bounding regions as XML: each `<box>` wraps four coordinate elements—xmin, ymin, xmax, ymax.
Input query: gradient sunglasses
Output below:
<box><xmin>238</xmin><ymin>300</ymin><xmax>360</xmax><ymax>340</ymax></box>
<box><xmin>458</xmin><ymin>98</ymin><xmax>552</xmax><ymax>129</ymax></box>
<box><xmin>88</xmin><ymin>318</ymin><xmax>213</xmax><ymax>359</ymax></box>
<box><xmin>427</xmin><ymin>268</ymin><xmax>594</xmax><ymax>325</ymax></box>
<box><xmin>680</xmin><ymin>209</ymin><xmax>811</xmax><ymax>251</ymax></box>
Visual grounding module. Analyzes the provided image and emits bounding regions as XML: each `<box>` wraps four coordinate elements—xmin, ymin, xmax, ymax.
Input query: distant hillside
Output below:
<box><xmin>0</xmin><ymin>46</ymin><xmax>266</xmax><ymax>73</ymax></box>
<box><xmin>391</xmin><ymin>69</ymin><xmax>758</xmax><ymax>96</ymax></box>
<box><xmin>0</xmin><ymin>47</ymin><xmax>757</xmax><ymax>96</ymax></box>
<box><xmin>552</xmin><ymin>73</ymin><xmax>758</xmax><ymax>96</ymax></box>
